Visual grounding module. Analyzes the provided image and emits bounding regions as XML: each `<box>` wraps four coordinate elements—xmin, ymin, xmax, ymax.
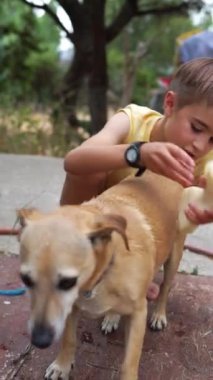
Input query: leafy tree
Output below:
<box><xmin>0</xmin><ymin>0</ymin><xmax>60</xmax><ymax>104</ymax></box>
<box><xmin>108</xmin><ymin>14</ymin><xmax>194</xmax><ymax>107</ymax></box>
<box><xmin>19</xmin><ymin>0</ymin><xmax>205</xmax><ymax>133</ymax></box>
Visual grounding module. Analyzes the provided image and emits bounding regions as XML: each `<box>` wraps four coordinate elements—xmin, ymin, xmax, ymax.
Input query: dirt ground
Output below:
<box><xmin>0</xmin><ymin>255</ymin><xmax>212</xmax><ymax>380</ymax></box>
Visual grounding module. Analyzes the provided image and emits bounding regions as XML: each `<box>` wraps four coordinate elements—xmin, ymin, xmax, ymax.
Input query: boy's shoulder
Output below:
<box><xmin>121</xmin><ymin>104</ymin><xmax>162</xmax><ymax>119</ymax></box>
<box><xmin>124</xmin><ymin>103</ymin><xmax>161</xmax><ymax>114</ymax></box>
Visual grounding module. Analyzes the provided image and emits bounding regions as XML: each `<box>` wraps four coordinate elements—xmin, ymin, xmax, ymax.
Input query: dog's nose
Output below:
<box><xmin>31</xmin><ymin>324</ymin><xmax>54</xmax><ymax>348</ymax></box>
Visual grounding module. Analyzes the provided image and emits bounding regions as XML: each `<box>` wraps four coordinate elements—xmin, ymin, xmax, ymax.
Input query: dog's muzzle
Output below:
<box><xmin>31</xmin><ymin>323</ymin><xmax>54</xmax><ymax>349</ymax></box>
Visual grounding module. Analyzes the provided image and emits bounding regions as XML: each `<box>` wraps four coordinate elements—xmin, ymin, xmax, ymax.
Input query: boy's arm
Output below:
<box><xmin>64</xmin><ymin>112</ymin><xmax>130</xmax><ymax>175</ymax></box>
<box><xmin>64</xmin><ymin>111</ymin><xmax>194</xmax><ymax>187</ymax></box>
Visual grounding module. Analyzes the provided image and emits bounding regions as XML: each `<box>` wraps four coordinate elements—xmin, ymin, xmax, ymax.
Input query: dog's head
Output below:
<box><xmin>18</xmin><ymin>206</ymin><xmax>128</xmax><ymax>348</ymax></box>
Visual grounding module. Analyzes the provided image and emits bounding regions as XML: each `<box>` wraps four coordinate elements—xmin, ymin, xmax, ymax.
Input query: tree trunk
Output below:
<box><xmin>87</xmin><ymin>1</ymin><xmax>108</xmax><ymax>134</ymax></box>
<box><xmin>62</xmin><ymin>50</ymin><xmax>89</xmax><ymax>128</ymax></box>
<box><xmin>88</xmin><ymin>46</ymin><xmax>108</xmax><ymax>134</ymax></box>
<box><xmin>59</xmin><ymin>0</ymin><xmax>108</xmax><ymax>135</ymax></box>
<box><xmin>62</xmin><ymin>44</ymin><xmax>107</xmax><ymax>134</ymax></box>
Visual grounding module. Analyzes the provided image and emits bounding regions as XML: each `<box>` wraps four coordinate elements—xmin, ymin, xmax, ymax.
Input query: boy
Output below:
<box><xmin>60</xmin><ymin>57</ymin><xmax>213</xmax><ymax>299</ymax></box>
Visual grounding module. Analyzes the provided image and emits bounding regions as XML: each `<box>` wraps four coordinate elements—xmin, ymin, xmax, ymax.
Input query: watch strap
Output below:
<box><xmin>135</xmin><ymin>166</ymin><xmax>146</xmax><ymax>177</ymax></box>
<box><xmin>133</xmin><ymin>141</ymin><xmax>147</xmax><ymax>176</ymax></box>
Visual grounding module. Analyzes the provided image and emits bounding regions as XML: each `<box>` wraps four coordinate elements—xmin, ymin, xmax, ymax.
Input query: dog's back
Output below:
<box><xmin>93</xmin><ymin>170</ymin><xmax>183</xmax><ymax>270</ymax></box>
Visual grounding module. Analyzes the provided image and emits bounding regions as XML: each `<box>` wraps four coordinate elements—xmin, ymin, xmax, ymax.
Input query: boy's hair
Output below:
<box><xmin>169</xmin><ymin>57</ymin><xmax>213</xmax><ymax>108</ymax></box>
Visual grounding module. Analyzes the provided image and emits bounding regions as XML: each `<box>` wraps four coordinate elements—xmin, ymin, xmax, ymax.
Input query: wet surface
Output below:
<box><xmin>0</xmin><ymin>255</ymin><xmax>212</xmax><ymax>380</ymax></box>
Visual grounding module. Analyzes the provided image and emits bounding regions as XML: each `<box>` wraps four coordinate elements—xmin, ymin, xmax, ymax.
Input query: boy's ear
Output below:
<box><xmin>163</xmin><ymin>91</ymin><xmax>176</xmax><ymax>116</ymax></box>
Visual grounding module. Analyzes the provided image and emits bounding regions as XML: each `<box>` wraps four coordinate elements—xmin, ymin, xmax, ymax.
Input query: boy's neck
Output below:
<box><xmin>150</xmin><ymin>116</ymin><xmax>166</xmax><ymax>142</ymax></box>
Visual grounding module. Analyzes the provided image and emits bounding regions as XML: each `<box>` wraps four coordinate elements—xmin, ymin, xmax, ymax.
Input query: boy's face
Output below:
<box><xmin>163</xmin><ymin>91</ymin><xmax>213</xmax><ymax>160</ymax></box>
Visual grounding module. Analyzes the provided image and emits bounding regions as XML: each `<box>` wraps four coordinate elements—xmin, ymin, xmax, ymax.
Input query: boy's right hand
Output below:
<box><xmin>141</xmin><ymin>142</ymin><xmax>195</xmax><ymax>187</ymax></box>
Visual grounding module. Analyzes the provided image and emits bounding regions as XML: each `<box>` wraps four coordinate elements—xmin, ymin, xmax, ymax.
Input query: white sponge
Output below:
<box><xmin>178</xmin><ymin>160</ymin><xmax>213</xmax><ymax>233</ymax></box>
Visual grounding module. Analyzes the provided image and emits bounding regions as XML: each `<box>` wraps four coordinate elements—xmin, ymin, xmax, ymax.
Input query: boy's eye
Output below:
<box><xmin>191</xmin><ymin>123</ymin><xmax>203</xmax><ymax>133</ymax></box>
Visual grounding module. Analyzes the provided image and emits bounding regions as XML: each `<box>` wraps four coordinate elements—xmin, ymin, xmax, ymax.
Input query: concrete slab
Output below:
<box><xmin>0</xmin><ymin>154</ymin><xmax>212</xmax><ymax>275</ymax></box>
<box><xmin>0</xmin><ymin>255</ymin><xmax>212</xmax><ymax>380</ymax></box>
<box><xmin>0</xmin><ymin>154</ymin><xmax>64</xmax><ymax>255</ymax></box>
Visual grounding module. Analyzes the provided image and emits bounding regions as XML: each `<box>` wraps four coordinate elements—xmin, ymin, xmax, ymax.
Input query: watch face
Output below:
<box><xmin>126</xmin><ymin>147</ymin><xmax>138</xmax><ymax>163</ymax></box>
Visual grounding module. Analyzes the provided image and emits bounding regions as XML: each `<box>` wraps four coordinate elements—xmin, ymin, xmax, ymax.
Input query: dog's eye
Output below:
<box><xmin>20</xmin><ymin>273</ymin><xmax>35</xmax><ymax>288</ymax></box>
<box><xmin>58</xmin><ymin>277</ymin><xmax>77</xmax><ymax>291</ymax></box>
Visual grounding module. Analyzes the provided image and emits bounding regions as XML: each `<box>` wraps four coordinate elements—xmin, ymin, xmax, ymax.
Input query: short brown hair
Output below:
<box><xmin>169</xmin><ymin>57</ymin><xmax>213</xmax><ymax>108</ymax></box>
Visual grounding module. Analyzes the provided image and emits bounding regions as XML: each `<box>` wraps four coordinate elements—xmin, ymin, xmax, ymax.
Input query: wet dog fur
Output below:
<box><xmin>18</xmin><ymin>170</ymin><xmax>187</xmax><ymax>380</ymax></box>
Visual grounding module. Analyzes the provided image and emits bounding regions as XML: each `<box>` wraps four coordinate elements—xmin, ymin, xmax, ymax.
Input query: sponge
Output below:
<box><xmin>178</xmin><ymin>160</ymin><xmax>213</xmax><ymax>233</ymax></box>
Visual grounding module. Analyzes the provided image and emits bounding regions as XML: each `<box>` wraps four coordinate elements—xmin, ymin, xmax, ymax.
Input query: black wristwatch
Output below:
<box><xmin>124</xmin><ymin>141</ymin><xmax>146</xmax><ymax>177</ymax></box>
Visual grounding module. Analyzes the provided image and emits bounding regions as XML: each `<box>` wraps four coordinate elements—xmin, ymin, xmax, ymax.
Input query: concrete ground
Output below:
<box><xmin>0</xmin><ymin>153</ymin><xmax>213</xmax><ymax>275</ymax></box>
<box><xmin>0</xmin><ymin>154</ymin><xmax>213</xmax><ymax>379</ymax></box>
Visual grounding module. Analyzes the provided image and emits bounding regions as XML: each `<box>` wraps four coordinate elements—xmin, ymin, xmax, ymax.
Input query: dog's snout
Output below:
<box><xmin>31</xmin><ymin>323</ymin><xmax>54</xmax><ymax>349</ymax></box>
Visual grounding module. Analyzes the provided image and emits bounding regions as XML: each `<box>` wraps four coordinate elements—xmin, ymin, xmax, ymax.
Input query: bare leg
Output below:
<box><xmin>146</xmin><ymin>282</ymin><xmax>159</xmax><ymax>301</ymax></box>
<box><xmin>60</xmin><ymin>172</ymin><xmax>106</xmax><ymax>205</ymax></box>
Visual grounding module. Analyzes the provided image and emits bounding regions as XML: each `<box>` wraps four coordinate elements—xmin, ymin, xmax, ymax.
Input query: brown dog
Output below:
<box><xmin>18</xmin><ymin>170</ymin><xmax>187</xmax><ymax>380</ymax></box>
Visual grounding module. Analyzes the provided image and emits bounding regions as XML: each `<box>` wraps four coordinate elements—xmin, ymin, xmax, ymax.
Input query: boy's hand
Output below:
<box><xmin>185</xmin><ymin>176</ymin><xmax>213</xmax><ymax>225</ymax></box>
<box><xmin>185</xmin><ymin>203</ymin><xmax>213</xmax><ymax>225</ymax></box>
<box><xmin>141</xmin><ymin>142</ymin><xmax>195</xmax><ymax>187</ymax></box>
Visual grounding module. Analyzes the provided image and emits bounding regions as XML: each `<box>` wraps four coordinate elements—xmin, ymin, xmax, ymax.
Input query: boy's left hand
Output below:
<box><xmin>185</xmin><ymin>176</ymin><xmax>213</xmax><ymax>224</ymax></box>
<box><xmin>185</xmin><ymin>203</ymin><xmax>213</xmax><ymax>225</ymax></box>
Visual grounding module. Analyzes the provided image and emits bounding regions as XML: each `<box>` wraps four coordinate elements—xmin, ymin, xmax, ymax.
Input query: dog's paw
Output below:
<box><xmin>101</xmin><ymin>313</ymin><xmax>121</xmax><ymax>334</ymax></box>
<box><xmin>44</xmin><ymin>360</ymin><xmax>74</xmax><ymax>380</ymax></box>
<box><xmin>149</xmin><ymin>312</ymin><xmax>167</xmax><ymax>331</ymax></box>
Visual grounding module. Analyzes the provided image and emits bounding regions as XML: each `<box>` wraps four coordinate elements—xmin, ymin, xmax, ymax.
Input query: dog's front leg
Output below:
<box><xmin>150</xmin><ymin>232</ymin><xmax>185</xmax><ymax>331</ymax></box>
<box><xmin>45</xmin><ymin>306</ymin><xmax>78</xmax><ymax>380</ymax></box>
<box><xmin>121</xmin><ymin>299</ymin><xmax>147</xmax><ymax>380</ymax></box>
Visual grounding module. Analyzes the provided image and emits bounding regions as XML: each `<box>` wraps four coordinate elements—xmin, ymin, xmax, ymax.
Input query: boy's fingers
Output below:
<box><xmin>162</xmin><ymin>155</ymin><xmax>194</xmax><ymax>186</ymax></box>
<box><xmin>185</xmin><ymin>207</ymin><xmax>198</xmax><ymax>224</ymax></box>
<box><xmin>169</xmin><ymin>171</ymin><xmax>193</xmax><ymax>188</ymax></box>
<box><xmin>197</xmin><ymin>176</ymin><xmax>206</xmax><ymax>188</ymax></box>
<box><xmin>170</xmin><ymin>145</ymin><xmax>195</xmax><ymax>169</ymax></box>
<box><xmin>186</xmin><ymin>203</ymin><xmax>213</xmax><ymax>224</ymax></box>
<box><xmin>142</xmin><ymin>142</ymin><xmax>195</xmax><ymax>186</ymax></box>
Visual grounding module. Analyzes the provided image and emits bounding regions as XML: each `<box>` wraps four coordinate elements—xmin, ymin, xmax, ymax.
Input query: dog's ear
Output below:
<box><xmin>16</xmin><ymin>208</ymin><xmax>42</xmax><ymax>228</ymax></box>
<box><xmin>88</xmin><ymin>214</ymin><xmax>129</xmax><ymax>250</ymax></box>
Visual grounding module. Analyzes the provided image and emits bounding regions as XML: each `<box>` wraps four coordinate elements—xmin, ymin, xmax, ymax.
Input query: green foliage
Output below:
<box><xmin>0</xmin><ymin>0</ymin><xmax>61</xmax><ymax>105</ymax></box>
<box><xmin>107</xmin><ymin>47</ymin><xmax>124</xmax><ymax>95</ymax></box>
<box><xmin>107</xmin><ymin>9</ymin><xmax>208</xmax><ymax>106</ymax></box>
<box><xmin>133</xmin><ymin>67</ymin><xmax>156</xmax><ymax>105</ymax></box>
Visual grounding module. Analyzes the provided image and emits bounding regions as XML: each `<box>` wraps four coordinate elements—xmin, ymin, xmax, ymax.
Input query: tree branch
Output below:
<box><xmin>106</xmin><ymin>0</ymin><xmax>204</xmax><ymax>43</ymax></box>
<box><xmin>57</xmin><ymin>0</ymin><xmax>81</xmax><ymax>24</ymax></box>
<box><xmin>19</xmin><ymin>0</ymin><xmax>74</xmax><ymax>41</ymax></box>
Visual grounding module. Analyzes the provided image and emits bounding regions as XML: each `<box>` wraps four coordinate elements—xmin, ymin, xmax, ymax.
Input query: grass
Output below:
<box><xmin>0</xmin><ymin>105</ymin><xmax>90</xmax><ymax>157</ymax></box>
<box><xmin>191</xmin><ymin>266</ymin><xmax>199</xmax><ymax>276</ymax></box>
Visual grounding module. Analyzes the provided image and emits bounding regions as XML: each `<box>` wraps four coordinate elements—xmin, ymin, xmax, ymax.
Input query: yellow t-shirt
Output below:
<box><xmin>106</xmin><ymin>104</ymin><xmax>213</xmax><ymax>188</ymax></box>
<box><xmin>106</xmin><ymin>105</ymin><xmax>162</xmax><ymax>187</ymax></box>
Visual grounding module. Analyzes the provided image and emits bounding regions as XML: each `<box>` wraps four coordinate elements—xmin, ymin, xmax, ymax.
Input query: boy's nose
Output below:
<box><xmin>193</xmin><ymin>138</ymin><xmax>209</xmax><ymax>155</ymax></box>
